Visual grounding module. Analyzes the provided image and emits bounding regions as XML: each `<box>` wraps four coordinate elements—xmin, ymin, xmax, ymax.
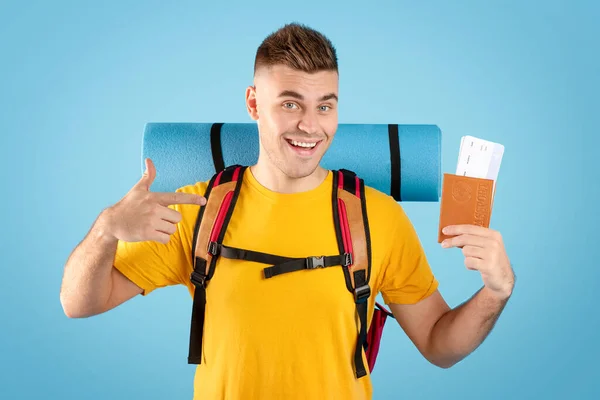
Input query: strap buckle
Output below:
<box><xmin>343</xmin><ymin>252</ymin><xmax>353</xmax><ymax>267</ymax></box>
<box><xmin>190</xmin><ymin>271</ymin><xmax>207</xmax><ymax>288</ymax></box>
<box><xmin>354</xmin><ymin>284</ymin><xmax>371</xmax><ymax>303</ymax></box>
<box><xmin>306</xmin><ymin>256</ymin><xmax>325</xmax><ymax>269</ymax></box>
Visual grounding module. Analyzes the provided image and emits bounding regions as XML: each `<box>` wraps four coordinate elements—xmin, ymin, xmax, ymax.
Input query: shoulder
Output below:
<box><xmin>363</xmin><ymin>184</ymin><xmax>407</xmax><ymax>225</ymax></box>
<box><xmin>174</xmin><ymin>179</ymin><xmax>211</xmax><ymax>196</ymax></box>
<box><xmin>362</xmin><ymin>183</ymin><xmax>420</xmax><ymax>253</ymax></box>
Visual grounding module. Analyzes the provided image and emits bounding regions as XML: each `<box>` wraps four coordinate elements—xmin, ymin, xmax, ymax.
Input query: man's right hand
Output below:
<box><xmin>103</xmin><ymin>158</ymin><xmax>206</xmax><ymax>244</ymax></box>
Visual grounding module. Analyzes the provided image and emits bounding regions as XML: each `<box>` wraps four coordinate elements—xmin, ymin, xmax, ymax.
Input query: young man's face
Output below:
<box><xmin>246</xmin><ymin>64</ymin><xmax>339</xmax><ymax>180</ymax></box>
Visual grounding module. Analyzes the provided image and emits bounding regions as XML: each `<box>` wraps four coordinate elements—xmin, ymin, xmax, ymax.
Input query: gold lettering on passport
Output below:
<box><xmin>474</xmin><ymin>183</ymin><xmax>489</xmax><ymax>226</ymax></box>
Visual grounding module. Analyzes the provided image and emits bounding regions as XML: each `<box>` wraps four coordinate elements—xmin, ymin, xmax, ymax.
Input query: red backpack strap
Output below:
<box><xmin>367</xmin><ymin>302</ymin><xmax>395</xmax><ymax>372</ymax></box>
<box><xmin>333</xmin><ymin>168</ymin><xmax>372</xmax><ymax>378</ymax></box>
<box><xmin>187</xmin><ymin>165</ymin><xmax>246</xmax><ymax>364</ymax></box>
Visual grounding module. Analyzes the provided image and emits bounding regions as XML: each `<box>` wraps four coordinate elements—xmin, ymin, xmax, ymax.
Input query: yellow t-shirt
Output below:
<box><xmin>114</xmin><ymin>168</ymin><xmax>439</xmax><ymax>400</ymax></box>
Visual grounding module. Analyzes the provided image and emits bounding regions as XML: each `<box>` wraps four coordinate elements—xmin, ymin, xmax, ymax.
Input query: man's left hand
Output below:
<box><xmin>441</xmin><ymin>224</ymin><xmax>515</xmax><ymax>300</ymax></box>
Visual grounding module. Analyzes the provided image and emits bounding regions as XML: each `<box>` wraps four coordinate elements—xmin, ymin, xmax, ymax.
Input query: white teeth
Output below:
<box><xmin>290</xmin><ymin>140</ymin><xmax>317</xmax><ymax>148</ymax></box>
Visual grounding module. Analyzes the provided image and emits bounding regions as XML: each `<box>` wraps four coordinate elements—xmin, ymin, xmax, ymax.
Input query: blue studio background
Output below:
<box><xmin>1</xmin><ymin>1</ymin><xmax>598</xmax><ymax>399</ymax></box>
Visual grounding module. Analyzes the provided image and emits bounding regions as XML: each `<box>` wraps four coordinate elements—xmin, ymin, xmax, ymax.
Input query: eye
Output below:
<box><xmin>283</xmin><ymin>102</ymin><xmax>298</xmax><ymax>110</ymax></box>
<box><xmin>319</xmin><ymin>105</ymin><xmax>331</xmax><ymax>112</ymax></box>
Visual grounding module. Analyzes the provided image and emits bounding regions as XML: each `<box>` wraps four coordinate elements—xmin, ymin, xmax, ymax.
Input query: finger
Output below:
<box><xmin>135</xmin><ymin>158</ymin><xmax>156</xmax><ymax>191</ymax></box>
<box><xmin>157</xmin><ymin>206</ymin><xmax>183</xmax><ymax>224</ymax></box>
<box><xmin>154</xmin><ymin>191</ymin><xmax>207</xmax><ymax>206</ymax></box>
<box><xmin>155</xmin><ymin>219</ymin><xmax>177</xmax><ymax>235</ymax></box>
<box><xmin>464</xmin><ymin>257</ymin><xmax>481</xmax><ymax>271</ymax></box>
<box><xmin>442</xmin><ymin>224</ymin><xmax>495</xmax><ymax>238</ymax></box>
<box><xmin>442</xmin><ymin>234</ymin><xmax>490</xmax><ymax>249</ymax></box>
<box><xmin>149</xmin><ymin>231</ymin><xmax>171</xmax><ymax>245</ymax></box>
<box><xmin>461</xmin><ymin>245</ymin><xmax>486</xmax><ymax>259</ymax></box>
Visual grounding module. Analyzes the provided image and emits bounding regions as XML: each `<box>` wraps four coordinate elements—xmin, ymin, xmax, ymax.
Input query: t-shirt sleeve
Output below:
<box><xmin>112</xmin><ymin>186</ymin><xmax>201</xmax><ymax>296</ymax></box>
<box><xmin>379</xmin><ymin>204</ymin><xmax>439</xmax><ymax>305</ymax></box>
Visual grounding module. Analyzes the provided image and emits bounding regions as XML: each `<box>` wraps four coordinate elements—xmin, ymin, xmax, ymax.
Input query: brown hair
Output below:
<box><xmin>254</xmin><ymin>22</ymin><xmax>338</xmax><ymax>75</ymax></box>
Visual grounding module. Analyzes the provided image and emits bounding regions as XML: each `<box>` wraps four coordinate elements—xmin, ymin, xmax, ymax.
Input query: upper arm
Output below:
<box><xmin>388</xmin><ymin>289</ymin><xmax>450</xmax><ymax>361</ymax></box>
<box><xmin>372</xmin><ymin>199</ymin><xmax>447</xmax><ymax>360</ymax></box>
<box><xmin>102</xmin><ymin>267</ymin><xmax>144</xmax><ymax>313</ymax></box>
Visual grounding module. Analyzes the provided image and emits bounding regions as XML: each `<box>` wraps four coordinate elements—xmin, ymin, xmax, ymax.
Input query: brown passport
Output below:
<box><xmin>438</xmin><ymin>173</ymin><xmax>495</xmax><ymax>243</ymax></box>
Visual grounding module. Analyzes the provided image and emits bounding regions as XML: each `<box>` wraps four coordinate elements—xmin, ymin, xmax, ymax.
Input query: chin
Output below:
<box><xmin>281</xmin><ymin>162</ymin><xmax>320</xmax><ymax>180</ymax></box>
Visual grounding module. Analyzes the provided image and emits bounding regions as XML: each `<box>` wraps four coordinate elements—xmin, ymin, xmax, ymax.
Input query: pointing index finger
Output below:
<box><xmin>155</xmin><ymin>191</ymin><xmax>206</xmax><ymax>206</ymax></box>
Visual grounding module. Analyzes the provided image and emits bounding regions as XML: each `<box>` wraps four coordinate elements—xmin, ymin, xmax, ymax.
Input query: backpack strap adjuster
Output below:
<box><xmin>190</xmin><ymin>271</ymin><xmax>207</xmax><ymax>288</ymax></box>
<box><xmin>354</xmin><ymin>284</ymin><xmax>371</xmax><ymax>304</ymax></box>
<box><xmin>207</xmin><ymin>241</ymin><xmax>219</xmax><ymax>256</ymax></box>
<box><xmin>342</xmin><ymin>252</ymin><xmax>353</xmax><ymax>267</ymax></box>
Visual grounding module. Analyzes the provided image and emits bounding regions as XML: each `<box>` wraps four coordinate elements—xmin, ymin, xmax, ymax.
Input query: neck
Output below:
<box><xmin>250</xmin><ymin>161</ymin><xmax>329</xmax><ymax>194</ymax></box>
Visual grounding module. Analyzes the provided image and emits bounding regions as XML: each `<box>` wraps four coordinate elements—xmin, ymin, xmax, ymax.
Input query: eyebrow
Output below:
<box><xmin>278</xmin><ymin>90</ymin><xmax>338</xmax><ymax>102</ymax></box>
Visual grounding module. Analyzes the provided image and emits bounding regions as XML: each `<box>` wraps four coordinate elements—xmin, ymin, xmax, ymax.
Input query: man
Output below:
<box><xmin>60</xmin><ymin>22</ymin><xmax>515</xmax><ymax>400</ymax></box>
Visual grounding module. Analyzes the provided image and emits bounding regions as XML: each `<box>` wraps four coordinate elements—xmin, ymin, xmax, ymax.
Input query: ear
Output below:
<box><xmin>245</xmin><ymin>85</ymin><xmax>259</xmax><ymax>121</ymax></box>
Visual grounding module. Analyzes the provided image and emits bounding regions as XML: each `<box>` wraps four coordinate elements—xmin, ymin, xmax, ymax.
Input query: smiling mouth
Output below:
<box><xmin>285</xmin><ymin>139</ymin><xmax>323</xmax><ymax>155</ymax></box>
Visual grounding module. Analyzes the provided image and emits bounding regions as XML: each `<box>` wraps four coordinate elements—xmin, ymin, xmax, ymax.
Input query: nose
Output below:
<box><xmin>297</xmin><ymin>109</ymin><xmax>320</xmax><ymax>135</ymax></box>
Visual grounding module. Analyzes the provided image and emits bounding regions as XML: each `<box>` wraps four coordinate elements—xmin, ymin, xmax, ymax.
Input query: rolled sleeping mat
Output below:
<box><xmin>141</xmin><ymin>122</ymin><xmax>442</xmax><ymax>202</ymax></box>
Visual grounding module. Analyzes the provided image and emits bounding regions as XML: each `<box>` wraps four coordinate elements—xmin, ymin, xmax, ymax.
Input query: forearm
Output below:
<box><xmin>60</xmin><ymin>209</ymin><xmax>118</xmax><ymax>318</ymax></box>
<box><xmin>427</xmin><ymin>286</ymin><xmax>511</xmax><ymax>368</ymax></box>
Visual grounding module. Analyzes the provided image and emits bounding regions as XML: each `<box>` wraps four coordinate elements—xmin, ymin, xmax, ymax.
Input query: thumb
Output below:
<box><xmin>136</xmin><ymin>158</ymin><xmax>156</xmax><ymax>191</ymax></box>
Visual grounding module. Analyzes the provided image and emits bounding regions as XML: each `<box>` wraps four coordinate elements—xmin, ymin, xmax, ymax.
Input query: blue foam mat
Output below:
<box><xmin>142</xmin><ymin>122</ymin><xmax>441</xmax><ymax>202</ymax></box>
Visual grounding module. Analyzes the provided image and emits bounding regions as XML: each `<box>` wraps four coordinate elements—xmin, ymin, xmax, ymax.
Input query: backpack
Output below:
<box><xmin>186</xmin><ymin>164</ymin><xmax>394</xmax><ymax>378</ymax></box>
